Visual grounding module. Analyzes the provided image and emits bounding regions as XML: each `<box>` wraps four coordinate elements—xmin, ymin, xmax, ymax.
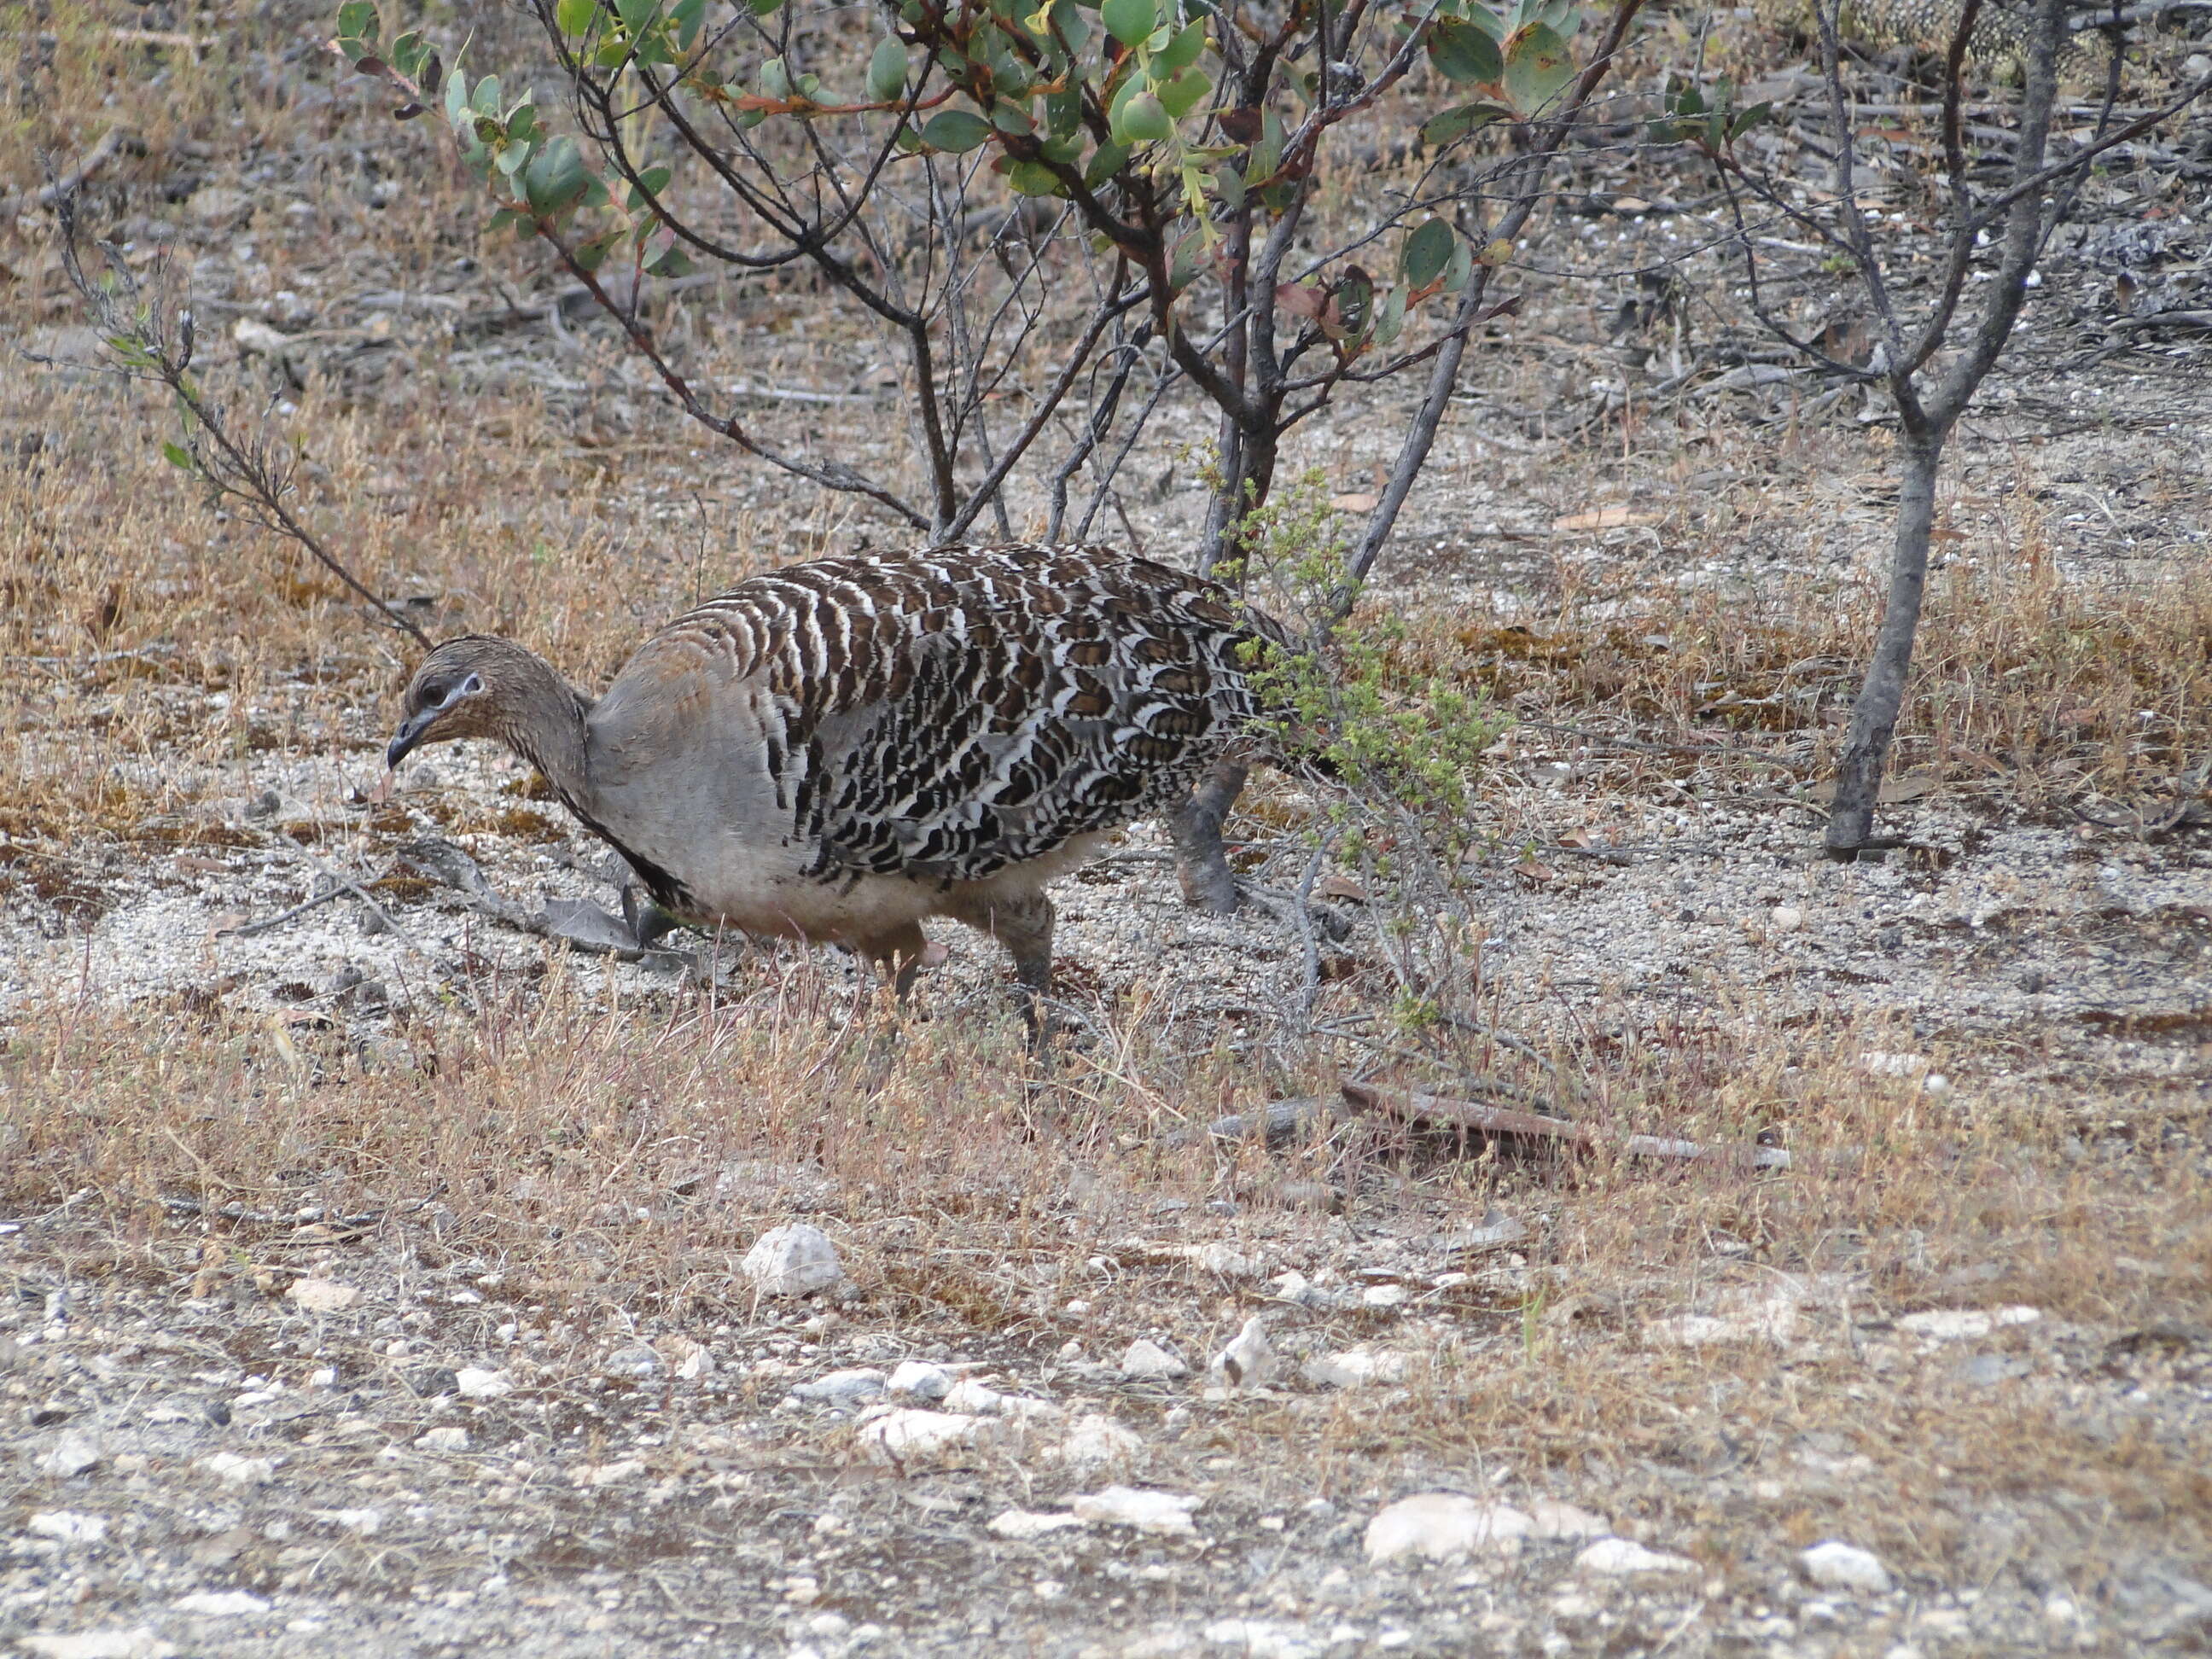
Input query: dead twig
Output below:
<box><xmin>1340</xmin><ymin>1081</ymin><xmax>1791</xmax><ymax>1171</ymax></box>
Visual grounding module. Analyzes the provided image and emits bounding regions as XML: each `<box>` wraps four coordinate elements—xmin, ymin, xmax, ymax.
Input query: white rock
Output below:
<box><xmin>1301</xmin><ymin>1347</ymin><xmax>1412</xmax><ymax>1388</ymax></box>
<box><xmin>886</xmin><ymin>1360</ymin><xmax>951</xmax><ymax>1400</ymax></box>
<box><xmin>1057</xmin><ymin>1413</ymin><xmax>1145</xmax><ymax>1477</ymax></box>
<box><xmin>675</xmin><ymin>1342</ymin><xmax>714</xmax><ymax>1380</ymax></box>
<box><xmin>1209</xmin><ymin>1315</ymin><xmax>1278</xmax><ymax>1390</ymax></box>
<box><xmin>1860</xmin><ymin>1050</ymin><xmax>1935</xmax><ymax>1079</ymax></box>
<box><xmin>285</xmin><ymin>1278</ymin><xmax>359</xmax><ymax>1313</ymax></box>
<box><xmin>26</xmin><ymin>1511</ymin><xmax>108</xmax><ymax>1545</ymax></box>
<box><xmin>742</xmin><ymin>1223</ymin><xmax>845</xmax><ymax>1296</ymax></box>
<box><xmin>987</xmin><ymin>1509</ymin><xmax>1086</xmax><ymax>1540</ymax></box>
<box><xmin>414</xmin><ymin>1426</ymin><xmax>469</xmax><ymax>1452</ymax></box>
<box><xmin>570</xmin><ymin>1459</ymin><xmax>648</xmax><ymax>1487</ymax></box>
<box><xmin>1802</xmin><ymin>1540</ymin><xmax>1893</xmax><ymax>1594</ymax></box>
<box><xmin>20</xmin><ymin>1631</ymin><xmax>176</xmax><ymax>1659</ymax></box>
<box><xmin>940</xmin><ymin>1378</ymin><xmax>1008</xmax><ymax>1414</ymax></box>
<box><xmin>172</xmin><ymin>1591</ymin><xmax>271</xmax><ymax>1616</ymax></box>
<box><xmin>455</xmin><ymin>1367</ymin><xmax>513</xmax><ymax>1400</ymax></box>
<box><xmin>857</xmin><ymin>1410</ymin><xmax>995</xmax><ymax>1465</ymax></box>
<box><xmin>1575</xmin><ymin>1538</ymin><xmax>1697</xmax><ymax>1576</ymax></box>
<box><xmin>38</xmin><ymin>1432</ymin><xmax>102</xmax><ymax>1477</ymax></box>
<box><xmin>1120</xmin><ymin>1339</ymin><xmax>1190</xmax><ymax>1381</ymax></box>
<box><xmin>1201</xmin><ymin>1619</ymin><xmax>1323</xmax><ymax>1659</ymax></box>
<box><xmin>313</xmin><ymin>1508</ymin><xmax>384</xmax><ymax>1534</ymax></box>
<box><xmin>1361</xmin><ymin>1284</ymin><xmax>1411</xmax><ymax>1309</ymax></box>
<box><xmin>1648</xmin><ymin>1287</ymin><xmax>1800</xmax><ymax>1348</ymax></box>
<box><xmin>602</xmin><ymin>1344</ymin><xmax>661</xmax><ymax>1379</ymax></box>
<box><xmin>794</xmin><ymin>1368</ymin><xmax>886</xmax><ymax>1405</ymax></box>
<box><xmin>1528</xmin><ymin>1499</ymin><xmax>1611</xmax><ymax>1540</ymax></box>
<box><xmin>1769</xmin><ymin>905</ymin><xmax>1804</xmax><ymax>932</ymax></box>
<box><xmin>186</xmin><ymin>185</ymin><xmax>251</xmax><ymax>225</ymax></box>
<box><xmin>230</xmin><ymin>317</ymin><xmax>294</xmax><ymax>358</ymax></box>
<box><xmin>1070</xmin><ymin>1485</ymin><xmax>1203</xmax><ymax>1536</ymax></box>
<box><xmin>1157</xmin><ymin>1242</ymin><xmax>1263</xmax><ymax>1278</ymax></box>
<box><xmin>1363</xmin><ymin>1495</ymin><xmax>1531</xmax><ymax>1563</ymax></box>
<box><xmin>1897</xmin><ymin>1307</ymin><xmax>2040</xmax><ymax>1342</ymax></box>
<box><xmin>197</xmin><ymin>1453</ymin><xmax>274</xmax><ymax>1487</ymax></box>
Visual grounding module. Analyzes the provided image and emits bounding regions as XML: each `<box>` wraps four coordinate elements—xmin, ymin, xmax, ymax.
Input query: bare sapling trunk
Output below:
<box><xmin>1825</xmin><ymin>434</ymin><xmax>1942</xmax><ymax>853</ymax></box>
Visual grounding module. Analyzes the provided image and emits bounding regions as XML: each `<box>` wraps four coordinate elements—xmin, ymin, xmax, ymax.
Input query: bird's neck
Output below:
<box><xmin>496</xmin><ymin>655</ymin><xmax>595</xmax><ymax>804</ymax></box>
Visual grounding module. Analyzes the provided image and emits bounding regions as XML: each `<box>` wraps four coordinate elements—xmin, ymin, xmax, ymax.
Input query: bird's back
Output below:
<box><xmin>597</xmin><ymin>544</ymin><xmax>1281</xmax><ymax>890</ymax></box>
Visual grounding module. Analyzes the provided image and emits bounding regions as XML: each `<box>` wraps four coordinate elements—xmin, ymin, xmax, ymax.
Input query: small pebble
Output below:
<box><xmin>1801</xmin><ymin>1540</ymin><xmax>1892</xmax><ymax>1594</ymax></box>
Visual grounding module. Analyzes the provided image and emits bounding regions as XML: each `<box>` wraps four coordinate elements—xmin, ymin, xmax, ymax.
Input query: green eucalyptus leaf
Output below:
<box><xmin>445</xmin><ymin>68</ymin><xmax>469</xmax><ymax>124</ymax></box>
<box><xmin>161</xmin><ymin>440</ymin><xmax>197</xmax><ymax>472</ymax></box>
<box><xmin>1084</xmin><ymin>139</ymin><xmax>1128</xmax><ymax>184</ymax></box>
<box><xmin>573</xmin><ymin>230</ymin><xmax>623</xmax><ymax>271</ymax></box>
<box><xmin>759</xmin><ymin>56</ymin><xmax>790</xmax><ymax>100</ymax></box>
<box><xmin>1402</xmin><ymin>217</ymin><xmax>1452</xmax><ymax>286</ymax></box>
<box><xmin>1441</xmin><ymin>230</ymin><xmax>1475</xmax><ymax>292</ymax></box>
<box><xmin>1374</xmin><ymin>285</ymin><xmax>1406</xmax><ymax>346</ymax></box>
<box><xmin>1153</xmin><ymin>15</ymin><xmax>1207</xmax><ymax>73</ymax></box>
<box><xmin>1156</xmin><ymin>67</ymin><xmax>1209</xmax><ymax>119</ymax></box>
<box><xmin>522</xmin><ymin>135</ymin><xmax>590</xmax><ymax>213</ymax></box>
<box><xmin>1100</xmin><ymin>0</ymin><xmax>1155</xmax><ymax>47</ymax></box>
<box><xmin>1729</xmin><ymin>100</ymin><xmax>1773</xmax><ymax>139</ymax></box>
<box><xmin>554</xmin><ymin>0</ymin><xmax>597</xmax><ymax>34</ymax></box>
<box><xmin>671</xmin><ymin>0</ymin><xmax>707</xmax><ymax>48</ymax></box>
<box><xmin>496</xmin><ymin>137</ymin><xmax>533</xmax><ymax>174</ymax></box>
<box><xmin>1420</xmin><ymin>98</ymin><xmax>1507</xmax><ymax>146</ymax></box>
<box><xmin>335</xmin><ymin>2</ymin><xmax>380</xmax><ymax>45</ymax></box>
<box><xmin>626</xmin><ymin>163</ymin><xmax>672</xmax><ymax>206</ymax></box>
<box><xmin>471</xmin><ymin>74</ymin><xmax>502</xmax><ymax>116</ymax></box>
<box><xmin>1045</xmin><ymin>83</ymin><xmax>1083</xmax><ymax>137</ymax></box>
<box><xmin>1427</xmin><ymin>16</ymin><xmax>1502</xmax><ymax>84</ymax></box>
<box><xmin>868</xmin><ymin>37</ymin><xmax>910</xmax><ymax>101</ymax></box>
<box><xmin>918</xmin><ymin>108</ymin><xmax>995</xmax><ymax>151</ymax></box>
<box><xmin>1006</xmin><ymin>159</ymin><xmax>1064</xmax><ymax>195</ymax></box>
<box><xmin>645</xmin><ymin>242</ymin><xmax>696</xmax><ymax>276</ymax></box>
<box><xmin>1502</xmin><ymin>22</ymin><xmax>1572</xmax><ymax>115</ymax></box>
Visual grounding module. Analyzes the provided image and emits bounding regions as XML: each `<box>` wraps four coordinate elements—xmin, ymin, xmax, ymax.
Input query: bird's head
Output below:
<box><xmin>386</xmin><ymin>636</ymin><xmax>541</xmax><ymax>769</ymax></box>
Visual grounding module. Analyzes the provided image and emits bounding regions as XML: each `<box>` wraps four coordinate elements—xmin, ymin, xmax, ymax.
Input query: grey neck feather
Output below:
<box><xmin>492</xmin><ymin>650</ymin><xmax>595</xmax><ymax>804</ymax></box>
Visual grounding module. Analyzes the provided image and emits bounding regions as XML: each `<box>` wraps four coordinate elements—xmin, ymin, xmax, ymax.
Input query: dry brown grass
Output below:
<box><xmin>4</xmin><ymin>8</ymin><xmax>2209</xmax><ymax>1649</ymax></box>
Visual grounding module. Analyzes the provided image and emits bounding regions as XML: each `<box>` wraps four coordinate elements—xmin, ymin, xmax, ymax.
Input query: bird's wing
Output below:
<box><xmin>646</xmin><ymin>544</ymin><xmax>1274</xmax><ymax>886</ymax></box>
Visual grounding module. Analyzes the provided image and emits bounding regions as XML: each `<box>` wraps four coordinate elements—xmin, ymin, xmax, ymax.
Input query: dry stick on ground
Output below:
<box><xmin>44</xmin><ymin>195</ymin><xmax>432</xmax><ymax>653</ymax></box>
<box><xmin>1700</xmin><ymin>2</ymin><xmax>2212</xmax><ymax>856</ymax></box>
<box><xmin>1340</xmin><ymin>1081</ymin><xmax>1795</xmax><ymax>1170</ymax></box>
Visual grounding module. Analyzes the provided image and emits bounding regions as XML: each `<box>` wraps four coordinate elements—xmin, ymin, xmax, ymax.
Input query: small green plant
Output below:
<box><xmin>1222</xmin><ymin>469</ymin><xmax>1505</xmax><ymax>867</ymax></box>
<box><xmin>1214</xmin><ymin>468</ymin><xmax>1505</xmax><ymax>1028</ymax></box>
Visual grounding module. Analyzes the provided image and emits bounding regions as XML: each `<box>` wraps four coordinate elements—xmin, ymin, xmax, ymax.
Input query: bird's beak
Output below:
<box><xmin>385</xmin><ymin>709</ymin><xmax>435</xmax><ymax>770</ymax></box>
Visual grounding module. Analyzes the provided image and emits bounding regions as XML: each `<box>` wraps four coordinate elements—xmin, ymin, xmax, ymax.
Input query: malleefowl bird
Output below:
<box><xmin>383</xmin><ymin>543</ymin><xmax>1289</xmax><ymax>1006</ymax></box>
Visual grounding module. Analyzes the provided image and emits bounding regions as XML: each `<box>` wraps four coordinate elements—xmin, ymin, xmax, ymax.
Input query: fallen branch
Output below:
<box><xmin>2</xmin><ymin>128</ymin><xmax>140</xmax><ymax>219</ymax></box>
<box><xmin>1340</xmin><ymin>1081</ymin><xmax>1792</xmax><ymax>1171</ymax></box>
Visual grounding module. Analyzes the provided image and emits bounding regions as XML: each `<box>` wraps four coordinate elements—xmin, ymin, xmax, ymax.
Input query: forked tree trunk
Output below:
<box><xmin>1825</xmin><ymin>430</ymin><xmax>1947</xmax><ymax>855</ymax></box>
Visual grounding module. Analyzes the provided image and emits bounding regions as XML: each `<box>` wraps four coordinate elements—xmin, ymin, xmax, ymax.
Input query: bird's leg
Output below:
<box><xmin>864</xmin><ymin>923</ymin><xmax>945</xmax><ymax>1001</ymax></box>
<box><xmin>618</xmin><ymin>883</ymin><xmax>681</xmax><ymax>951</ymax></box>
<box><xmin>1168</xmin><ymin>758</ymin><xmax>1249</xmax><ymax>917</ymax></box>
<box><xmin>945</xmin><ymin>888</ymin><xmax>1057</xmax><ymax>1034</ymax></box>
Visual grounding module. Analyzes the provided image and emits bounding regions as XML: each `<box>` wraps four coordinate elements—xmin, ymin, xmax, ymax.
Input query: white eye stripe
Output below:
<box><xmin>436</xmin><ymin>673</ymin><xmax>483</xmax><ymax>708</ymax></box>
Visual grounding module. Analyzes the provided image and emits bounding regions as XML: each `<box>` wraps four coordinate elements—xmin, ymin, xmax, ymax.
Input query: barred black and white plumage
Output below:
<box><xmin>383</xmin><ymin>543</ymin><xmax>1289</xmax><ymax>1006</ymax></box>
